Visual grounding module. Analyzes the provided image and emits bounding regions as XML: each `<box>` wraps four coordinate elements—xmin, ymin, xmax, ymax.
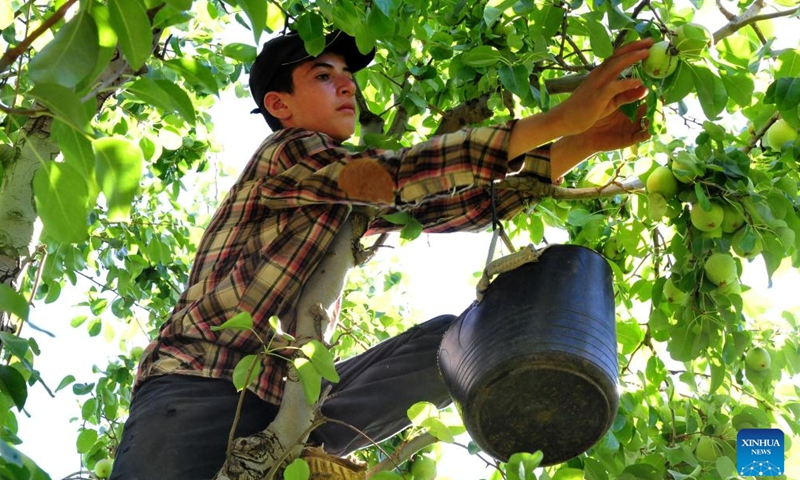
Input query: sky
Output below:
<box><xmin>12</xmin><ymin>4</ymin><xmax>800</xmax><ymax>480</ymax></box>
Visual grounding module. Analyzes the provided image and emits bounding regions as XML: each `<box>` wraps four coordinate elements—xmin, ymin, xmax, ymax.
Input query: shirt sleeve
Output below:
<box><xmin>367</xmin><ymin>144</ymin><xmax>552</xmax><ymax>234</ymax></box>
<box><xmin>255</xmin><ymin>125</ymin><xmax>516</xmax><ymax>209</ymax></box>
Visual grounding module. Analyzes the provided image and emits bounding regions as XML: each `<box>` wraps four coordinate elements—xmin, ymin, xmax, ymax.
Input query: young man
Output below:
<box><xmin>110</xmin><ymin>30</ymin><xmax>652</xmax><ymax>479</ymax></box>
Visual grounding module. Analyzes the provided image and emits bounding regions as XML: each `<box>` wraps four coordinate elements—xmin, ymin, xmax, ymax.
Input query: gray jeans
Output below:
<box><xmin>109</xmin><ymin>314</ymin><xmax>455</xmax><ymax>480</ymax></box>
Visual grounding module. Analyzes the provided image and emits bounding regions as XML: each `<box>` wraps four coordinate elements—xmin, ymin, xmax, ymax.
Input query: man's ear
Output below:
<box><xmin>263</xmin><ymin>92</ymin><xmax>292</xmax><ymax>122</ymax></box>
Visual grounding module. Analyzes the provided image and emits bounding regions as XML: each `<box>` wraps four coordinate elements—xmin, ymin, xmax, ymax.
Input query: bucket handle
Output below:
<box><xmin>478</xmin><ymin>184</ymin><xmax>548</xmax><ymax>302</ymax></box>
<box><xmin>476</xmin><ymin>244</ymin><xmax>545</xmax><ymax>302</ymax></box>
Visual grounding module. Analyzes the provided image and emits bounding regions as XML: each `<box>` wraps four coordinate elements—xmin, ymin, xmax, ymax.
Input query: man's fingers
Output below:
<box><xmin>614</xmin><ymin>84</ymin><xmax>649</xmax><ymax>107</ymax></box>
<box><xmin>591</xmin><ymin>40</ymin><xmax>652</xmax><ymax>83</ymax></box>
<box><xmin>600</xmin><ymin>78</ymin><xmax>647</xmax><ymax>107</ymax></box>
<box><xmin>611</xmin><ymin>38</ymin><xmax>654</xmax><ymax>58</ymax></box>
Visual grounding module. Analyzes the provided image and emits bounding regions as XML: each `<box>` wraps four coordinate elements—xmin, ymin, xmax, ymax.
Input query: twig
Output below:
<box><xmin>225</xmin><ymin>352</ymin><xmax>264</xmax><ymax>457</ymax></box>
<box><xmin>744</xmin><ymin>111</ymin><xmax>780</xmax><ymax>155</ymax></box>
<box><xmin>0</xmin><ymin>0</ymin><xmax>81</xmax><ymax>74</ymax></box>
<box><xmin>367</xmin><ymin>432</ymin><xmax>438</xmax><ymax>476</ymax></box>
<box><xmin>318</xmin><ymin>417</ymin><xmax>403</xmax><ymax>475</ymax></box>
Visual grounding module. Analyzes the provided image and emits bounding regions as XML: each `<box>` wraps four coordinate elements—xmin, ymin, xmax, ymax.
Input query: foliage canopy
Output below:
<box><xmin>0</xmin><ymin>0</ymin><xmax>798</xmax><ymax>478</ymax></box>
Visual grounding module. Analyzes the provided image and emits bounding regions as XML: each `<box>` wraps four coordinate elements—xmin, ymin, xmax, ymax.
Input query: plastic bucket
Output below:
<box><xmin>437</xmin><ymin>244</ymin><xmax>618</xmax><ymax>465</ymax></box>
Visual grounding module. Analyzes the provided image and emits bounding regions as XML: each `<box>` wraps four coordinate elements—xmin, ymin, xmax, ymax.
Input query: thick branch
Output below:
<box><xmin>434</xmin><ymin>95</ymin><xmax>492</xmax><ymax>135</ymax></box>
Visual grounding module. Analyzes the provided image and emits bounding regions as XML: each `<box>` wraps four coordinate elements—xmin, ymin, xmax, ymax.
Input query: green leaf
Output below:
<box><xmin>27</xmin><ymin>10</ymin><xmax>99</xmax><ymax>88</ymax></box>
<box><xmin>689</xmin><ymin>65</ymin><xmax>727</xmax><ymax>120</ymax></box>
<box><xmin>421</xmin><ymin>417</ymin><xmax>454</xmax><ymax>442</ymax></box>
<box><xmin>463</xmin><ymin>45</ymin><xmax>504</xmax><ymax>68</ymax></box>
<box><xmin>483</xmin><ymin>6</ymin><xmax>503</xmax><ymax>28</ymax></box>
<box><xmin>605</xmin><ymin>2</ymin><xmax>635</xmax><ymax>29</ymax></box>
<box><xmin>716</xmin><ymin>36</ymin><xmax>754</xmax><ymax>69</ymax></box>
<box><xmin>296</xmin><ymin>11</ymin><xmax>325</xmax><ymax>57</ymax></box>
<box><xmin>374</xmin><ymin>0</ymin><xmax>399</xmax><ymax>17</ymax></box>
<box><xmin>93</xmin><ymin>136</ymin><xmax>144</xmax><ymax>222</ymax></box>
<box><xmin>283</xmin><ymin>458</ymin><xmax>310</xmax><ymax>480</ymax></box>
<box><xmin>126</xmin><ymin>77</ymin><xmax>180</xmax><ymax>114</ymax></box>
<box><xmin>51</xmin><ymin>120</ymin><xmax>96</xmax><ymax>185</ymax></box>
<box><xmin>668</xmin><ymin>328</ymin><xmax>706</xmax><ymax>362</ymax></box>
<box><xmin>506</xmin><ymin>451</ymin><xmax>544</xmax><ymax>480</ymax></box>
<box><xmin>0</xmin><ymin>332</ymin><xmax>29</xmax><ymax>364</ymax></box>
<box><xmin>155</xmin><ymin>80</ymin><xmax>197</xmax><ymax>126</ymax></box>
<box><xmin>499</xmin><ymin>64</ymin><xmax>533</xmax><ymax>105</ymax></box>
<box><xmin>33</xmin><ymin>161</ymin><xmax>90</xmax><ymax>244</ymax></box>
<box><xmin>381</xmin><ymin>211</ymin><xmax>411</xmax><ymax>225</ymax></box>
<box><xmin>776</xmin><ymin>49</ymin><xmax>800</xmax><ymax>78</ymax></box>
<box><xmin>211</xmin><ymin>311</ymin><xmax>254</xmax><ymax>331</ymax></box>
<box><xmin>108</xmin><ymin>0</ymin><xmax>153</xmax><ymax>70</ymax></box>
<box><xmin>0</xmin><ymin>365</ymin><xmax>27</xmax><ymax>410</ymax></box>
<box><xmin>583</xmin><ymin>17</ymin><xmax>613</xmax><ymax>58</ymax></box>
<box><xmin>719</xmin><ymin>70</ymin><xmax>754</xmax><ymax>108</ymax></box>
<box><xmin>715</xmin><ymin>456</ymin><xmax>737</xmax><ymax>478</ymax></box>
<box><xmin>293</xmin><ymin>357</ymin><xmax>321</xmax><ymax>404</ymax></box>
<box><xmin>694</xmin><ymin>183</ymin><xmax>711</xmax><ymax>210</ymax></box>
<box><xmin>165</xmin><ymin>58</ymin><xmax>220</xmax><ymax>96</ymax></box>
<box><xmin>536</xmin><ymin>4</ymin><xmax>563</xmax><ymax>39</ymax></box>
<box><xmin>76</xmin><ymin>428</ymin><xmax>98</xmax><ymax>454</ymax></box>
<box><xmin>407</xmin><ymin>401</ymin><xmax>438</xmax><ymax>426</ymax></box>
<box><xmin>770</xmin><ymin>77</ymin><xmax>800</xmax><ymax>112</ymax></box>
<box><xmin>28</xmin><ymin>83</ymin><xmax>92</xmax><ymax>134</ymax></box>
<box><xmin>125</xmin><ymin>78</ymin><xmax>197</xmax><ymax>126</ymax></box>
<box><xmin>363</xmin><ymin>12</ymin><xmax>388</xmax><ymax>44</ymax></box>
<box><xmin>235</xmin><ymin>0</ymin><xmax>267</xmax><ymax>44</ymax></box>
<box><xmin>0</xmin><ymin>286</ymin><xmax>30</xmax><ymax>322</ymax></box>
<box><xmin>221</xmin><ymin>42</ymin><xmax>258</xmax><ymax>63</ymax></box>
<box><xmin>400</xmin><ymin>216</ymin><xmax>423</xmax><ymax>240</ymax></box>
<box><xmin>56</xmin><ymin>375</ymin><xmax>76</xmax><ymax>393</ymax></box>
<box><xmin>301</xmin><ymin>340</ymin><xmax>339</xmax><ymax>383</ymax></box>
<box><xmin>232</xmin><ymin>354</ymin><xmax>262</xmax><ymax>391</ymax></box>
<box><xmin>617</xmin><ymin>318</ymin><xmax>644</xmax><ymax>354</ymax></box>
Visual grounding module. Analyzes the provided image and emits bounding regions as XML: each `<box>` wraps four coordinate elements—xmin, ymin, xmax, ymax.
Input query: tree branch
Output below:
<box><xmin>711</xmin><ymin>0</ymin><xmax>798</xmax><ymax>44</ymax></box>
<box><xmin>434</xmin><ymin>95</ymin><xmax>492</xmax><ymax>135</ymax></box>
<box><xmin>495</xmin><ymin>176</ymin><xmax>644</xmax><ymax>200</ymax></box>
<box><xmin>0</xmin><ymin>0</ymin><xmax>80</xmax><ymax>74</ymax></box>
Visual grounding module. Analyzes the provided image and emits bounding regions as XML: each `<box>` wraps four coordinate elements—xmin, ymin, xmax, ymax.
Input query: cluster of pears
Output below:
<box><xmin>641</xmin><ymin>23</ymin><xmax>713</xmax><ymax>79</ymax></box>
<box><xmin>645</xmin><ymin>151</ymin><xmax>745</xmax><ymax>293</ymax></box>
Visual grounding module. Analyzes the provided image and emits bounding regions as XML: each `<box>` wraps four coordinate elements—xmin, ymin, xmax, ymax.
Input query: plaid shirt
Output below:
<box><xmin>136</xmin><ymin>123</ymin><xmax>551</xmax><ymax>405</ymax></box>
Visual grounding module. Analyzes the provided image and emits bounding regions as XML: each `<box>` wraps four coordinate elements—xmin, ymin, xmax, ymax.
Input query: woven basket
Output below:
<box><xmin>301</xmin><ymin>447</ymin><xmax>367</xmax><ymax>480</ymax></box>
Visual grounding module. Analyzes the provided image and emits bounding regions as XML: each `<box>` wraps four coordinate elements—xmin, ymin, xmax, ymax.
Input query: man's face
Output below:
<box><xmin>276</xmin><ymin>52</ymin><xmax>357</xmax><ymax>142</ymax></box>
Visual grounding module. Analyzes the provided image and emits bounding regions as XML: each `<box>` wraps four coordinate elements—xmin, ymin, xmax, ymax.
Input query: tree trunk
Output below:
<box><xmin>214</xmin><ymin>211</ymin><xmax>361</xmax><ymax>480</ymax></box>
<box><xmin>0</xmin><ymin>124</ymin><xmax>58</xmax><ymax>334</ymax></box>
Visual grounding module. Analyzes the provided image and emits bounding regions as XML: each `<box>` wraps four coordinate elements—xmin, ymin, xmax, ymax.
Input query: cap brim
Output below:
<box><xmin>283</xmin><ymin>31</ymin><xmax>375</xmax><ymax>73</ymax></box>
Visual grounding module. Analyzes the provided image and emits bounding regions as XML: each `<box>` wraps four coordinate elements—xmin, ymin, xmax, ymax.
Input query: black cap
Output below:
<box><xmin>249</xmin><ymin>30</ymin><xmax>375</xmax><ymax>115</ymax></box>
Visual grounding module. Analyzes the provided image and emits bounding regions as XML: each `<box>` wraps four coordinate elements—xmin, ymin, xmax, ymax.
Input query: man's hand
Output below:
<box><xmin>549</xmin><ymin>39</ymin><xmax>653</xmax><ymax>138</ymax></box>
<box><xmin>550</xmin><ymin>103</ymin><xmax>651</xmax><ymax>181</ymax></box>
<box><xmin>507</xmin><ymin>38</ymin><xmax>653</xmax><ymax>179</ymax></box>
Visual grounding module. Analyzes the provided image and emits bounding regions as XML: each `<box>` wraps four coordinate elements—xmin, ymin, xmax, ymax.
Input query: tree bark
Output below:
<box><xmin>0</xmin><ymin>126</ymin><xmax>58</xmax><ymax>333</ymax></box>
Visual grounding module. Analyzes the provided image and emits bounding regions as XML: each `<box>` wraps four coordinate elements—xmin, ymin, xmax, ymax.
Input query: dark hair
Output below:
<box><xmin>261</xmin><ymin>63</ymin><xmax>300</xmax><ymax>131</ymax></box>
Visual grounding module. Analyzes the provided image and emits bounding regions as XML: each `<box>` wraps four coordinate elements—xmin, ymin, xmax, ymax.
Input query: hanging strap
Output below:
<box><xmin>476</xmin><ymin>183</ymin><xmax>545</xmax><ymax>302</ymax></box>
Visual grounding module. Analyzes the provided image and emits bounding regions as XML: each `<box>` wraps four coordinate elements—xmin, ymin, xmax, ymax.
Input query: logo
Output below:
<box><xmin>737</xmin><ymin>428</ymin><xmax>784</xmax><ymax>477</ymax></box>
